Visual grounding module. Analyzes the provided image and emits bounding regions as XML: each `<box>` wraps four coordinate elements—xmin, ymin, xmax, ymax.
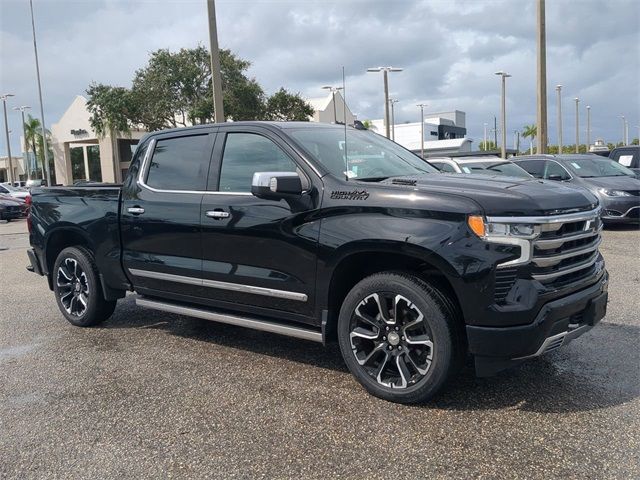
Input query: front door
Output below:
<box><xmin>199</xmin><ymin>126</ymin><xmax>321</xmax><ymax>321</ymax></box>
<box><xmin>121</xmin><ymin>129</ymin><xmax>216</xmax><ymax>299</ymax></box>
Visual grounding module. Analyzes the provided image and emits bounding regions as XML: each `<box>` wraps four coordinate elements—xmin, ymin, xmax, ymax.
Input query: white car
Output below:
<box><xmin>0</xmin><ymin>183</ymin><xmax>30</xmax><ymax>200</ymax></box>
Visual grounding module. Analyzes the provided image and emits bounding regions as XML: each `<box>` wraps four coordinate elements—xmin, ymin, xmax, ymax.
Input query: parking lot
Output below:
<box><xmin>1</xmin><ymin>218</ymin><xmax>638</xmax><ymax>479</ymax></box>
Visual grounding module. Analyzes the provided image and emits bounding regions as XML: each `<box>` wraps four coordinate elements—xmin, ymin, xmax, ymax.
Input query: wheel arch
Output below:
<box><xmin>44</xmin><ymin>226</ymin><xmax>94</xmax><ymax>289</ymax></box>
<box><xmin>321</xmin><ymin>243</ymin><xmax>463</xmax><ymax>342</ymax></box>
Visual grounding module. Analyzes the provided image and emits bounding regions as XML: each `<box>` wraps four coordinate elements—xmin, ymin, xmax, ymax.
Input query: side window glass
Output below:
<box><xmin>544</xmin><ymin>162</ymin><xmax>570</xmax><ymax>180</ymax></box>
<box><xmin>218</xmin><ymin>133</ymin><xmax>297</xmax><ymax>192</ymax></box>
<box><xmin>440</xmin><ymin>163</ymin><xmax>457</xmax><ymax>172</ymax></box>
<box><xmin>146</xmin><ymin>135</ymin><xmax>210</xmax><ymax>191</ymax></box>
<box><xmin>518</xmin><ymin>160</ymin><xmax>545</xmax><ymax>178</ymax></box>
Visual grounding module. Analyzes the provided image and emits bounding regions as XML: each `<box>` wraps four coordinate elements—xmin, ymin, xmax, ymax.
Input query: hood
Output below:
<box><xmin>580</xmin><ymin>175</ymin><xmax>640</xmax><ymax>192</ymax></box>
<box><xmin>0</xmin><ymin>194</ymin><xmax>24</xmax><ymax>205</ymax></box>
<box><xmin>381</xmin><ymin>173</ymin><xmax>597</xmax><ymax>216</ymax></box>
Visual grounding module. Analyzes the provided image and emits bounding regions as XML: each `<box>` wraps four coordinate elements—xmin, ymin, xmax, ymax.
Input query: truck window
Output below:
<box><xmin>145</xmin><ymin>134</ymin><xmax>210</xmax><ymax>191</ymax></box>
<box><xmin>544</xmin><ymin>161</ymin><xmax>571</xmax><ymax>180</ymax></box>
<box><xmin>218</xmin><ymin>133</ymin><xmax>297</xmax><ymax>193</ymax></box>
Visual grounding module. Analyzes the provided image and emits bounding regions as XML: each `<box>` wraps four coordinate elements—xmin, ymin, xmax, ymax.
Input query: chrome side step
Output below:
<box><xmin>135</xmin><ymin>296</ymin><xmax>323</xmax><ymax>343</ymax></box>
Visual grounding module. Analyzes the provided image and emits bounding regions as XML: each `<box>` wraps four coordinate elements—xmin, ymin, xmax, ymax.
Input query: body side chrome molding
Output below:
<box><xmin>136</xmin><ymin>297</ymin><xmax>322</xmax><ymax>342</ymax></box>
<box><xmin>486</xmin><ymin>207</ymin><xmax>600</xmax><ymax>225</ymax></box>
<box><xmin>128</xmin><ymin>268</ymin><xmax>308</xmax><ymax>302</ymax></box>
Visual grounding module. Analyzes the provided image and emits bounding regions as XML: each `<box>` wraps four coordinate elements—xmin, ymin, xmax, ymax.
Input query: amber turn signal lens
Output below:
<box><xmin>467</xmin><ymin>215</ymin><xmax>486</xmax><ymax>237</ymax></box>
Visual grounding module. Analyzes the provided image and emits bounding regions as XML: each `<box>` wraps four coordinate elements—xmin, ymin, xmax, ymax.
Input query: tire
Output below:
<box><xmin>52</xmin><ymin>246</ymin><xmax>117</xmax><ymax>327</ymax></box>
<box><xmin>337</xmin><ymin>272</ymin><xmax>463</xmax><ymax>404</ymax></box>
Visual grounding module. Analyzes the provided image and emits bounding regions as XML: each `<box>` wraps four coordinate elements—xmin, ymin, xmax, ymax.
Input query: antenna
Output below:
<box><xmin>342</xmin><ymin>66</ymin><xmax>348</xmax><ymax>181</ymax></box>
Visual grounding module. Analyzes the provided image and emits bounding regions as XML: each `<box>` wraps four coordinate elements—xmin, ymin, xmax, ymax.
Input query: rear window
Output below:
<box><xmin>146</xmin><ymin>135</ymin><xmax>211</xmax><ymax>191</ymax></box>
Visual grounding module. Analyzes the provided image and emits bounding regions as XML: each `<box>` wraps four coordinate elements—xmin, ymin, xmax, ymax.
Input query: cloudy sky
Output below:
<box><xmin>1</xmin><ymin>0</ymin><xmax>639</xmax><ymax>156</ymax></box>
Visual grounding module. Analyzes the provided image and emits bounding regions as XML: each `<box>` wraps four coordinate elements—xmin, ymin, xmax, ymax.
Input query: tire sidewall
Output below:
<box><xmin>337</xmin><ymin>273</ymin><xmax>455</xmax><ymax>403</ymax></box>
<box><xmin>52</xmin><ymin>247</ymin><xmax>102</xmax><ymax>327</ymax></box>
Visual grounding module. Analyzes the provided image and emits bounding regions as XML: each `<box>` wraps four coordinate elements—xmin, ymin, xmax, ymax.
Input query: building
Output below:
<box><xmin>307</xmin><ymin>91</ymin><xmax>355</xmax><ymax>125</ymax></box>
<box><xmin>50</xmin><ymin>96</ymin><xmax>146</xmax><ymax>185</ymax></box>
<box><xmin>371</xmin><ymin>110</ymin><xmax>471</xmax><ymax>155</ymax></box>
<box><xmin>0</xmin><ymin>155</ymin><xmax>27</xmax><ymax>184</ymax></box>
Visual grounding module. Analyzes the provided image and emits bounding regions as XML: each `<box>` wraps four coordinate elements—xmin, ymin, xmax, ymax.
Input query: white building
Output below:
<box><xmin>0</xmin><ymin>155</ymin><xmax>27</xmax><ymax>184</ymax></box>
<box><xmin>307</xmin><ymin>91</ymin><xmax>355</xmax><ymax>125</ymax></box>
<box><xmin>371</xmin><ymin>110</ymin><xmax>471</xmax><ymax>155</ymax></box>
<box><xmin>50</xmin><ymin>96</ymin><xmax>146</xmax><ymax>185</ymax></box>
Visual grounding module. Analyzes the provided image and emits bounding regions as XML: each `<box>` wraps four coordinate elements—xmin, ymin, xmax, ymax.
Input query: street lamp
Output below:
<box><xmin>417</xmin><ymin>104</ymin><xmax>427</xmax><ymax>158</ymax></box>
<box><xmin>322</xmin><ymin>86</ymin><xmax>343</xmax><ymax>124</ymax></box>
<box><xmin>556</xmin><ymin>85</ymin><xmax>563</xmax><ymax>153</ymax></box>
<box><xmin>389</xmin><ymin>98</ymin><xmax>399</xmax><ymax>140</ymax></box>
<box><xmin>367</xmin><ymin>66</ymin><xmax>403</xmax><ymax>139</ymax></box>
<box><xmin>29</xmin><ymin>0</ymin><xmax>51</xmax><ymax>186</ymax></box>
<box><xmin>1</xmin><ymin>93</ymin><xmax>15</xmax><ymax>184</ymax></box>
<box><xmin>483</xmin><ymin>122</ymin><xmax>488</xmax><ymax>151</ymax></box>
<box><xmin>620</xmin><ymin>115</ymin><xmax>628</xmax><ymax>145</ymax></box>
<box><xmin>13</xmin><ymin>105</ymin><xmax>32</xmax><ymax>180</ymax></box>
<box><xmin>495</xmin><ymin>71</ymin><xmax>512</xmax><ymax>159</ymax></box>
<box><xmin>574</xmin><ymin>98</ymin><xmax>580</xmax><ymax>153</ymax></box>
<box><xmin>586</xmin><ymin>105</ymin><xmax>591</xmax><ymax>152</ymax></box>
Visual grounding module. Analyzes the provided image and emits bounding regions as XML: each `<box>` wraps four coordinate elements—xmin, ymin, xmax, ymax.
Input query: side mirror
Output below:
<box><xmin>547</xmin><ymin>174</ymin><xmax>564</xmax><ymax>181</ymax></box>
<box><xmin>251</xmin><ymin>172</ymin><xmax>303</xmax><ymax>199</ymax></box>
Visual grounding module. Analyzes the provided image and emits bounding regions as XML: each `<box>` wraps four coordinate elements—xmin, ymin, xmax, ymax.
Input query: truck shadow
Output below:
<box><xmin>106</xmin><ymin>297</ymin><xmax>639</xmax><ymax>414</ymax></box>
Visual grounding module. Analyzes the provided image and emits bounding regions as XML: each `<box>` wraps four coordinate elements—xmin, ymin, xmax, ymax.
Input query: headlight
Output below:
<box><xmin>467</xmin><ymin>216</ymin><xmax>539</xmax><ymax>239</ymax></box>
<box><xmin>468</xmin><ymin>215</ymin><xmax>540</xmax><ymax>267</ymax></box>
<box><xmin>598</xmin><ymin>188</ymin><xmax>632</xmax><ymax>197</ymax></box>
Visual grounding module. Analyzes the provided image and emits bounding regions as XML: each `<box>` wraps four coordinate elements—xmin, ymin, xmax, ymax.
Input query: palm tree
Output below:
<box><xmin>361</xmin><ymin>119</ymin><xmax>377</xmax><ymax>131</ymax></box>
<box><xmin>23</xmin><ymin>115</ymin><xmax>50</xmax><ymax>179</ymax></box>
<box><xmin>522</xmin><ymin>124</ymin><xmax>537</xmax><ymax>154</ymax></box>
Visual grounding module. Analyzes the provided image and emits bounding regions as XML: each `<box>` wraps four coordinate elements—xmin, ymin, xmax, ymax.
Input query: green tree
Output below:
<box><xmin>23</xmin><ymin>114</ymin><xmax>51</xmax><ymax>178</ymax></box>
<box><xmin>263</xmin><ymin>88</ymin><xmax>314</xmax><ymax>121</ymax></box>
<box><xmin>87</xmin><ymin>47</ymin><xmax>305</xmax><ymax>133</ymax></box>
<box><xmin>522</xmin><ymin>124</ymin><xmax>537</xmax><ymax>154</ymax></box>
<box><xmin>361</xmin><ymin>120</ymin><xmax>377</xmax><ymax>131</ymax></box>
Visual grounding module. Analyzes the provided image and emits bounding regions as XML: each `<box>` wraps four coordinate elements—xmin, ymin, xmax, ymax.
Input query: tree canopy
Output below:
<box><xmin>86</xmin><ymin>47</ymin><xmax>312</xmax><ymax>136</ymax></box>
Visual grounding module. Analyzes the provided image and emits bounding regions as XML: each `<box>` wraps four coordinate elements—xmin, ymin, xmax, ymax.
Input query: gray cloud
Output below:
<box><xmin>1</xmin><ymin>0</ymin><xmax>639</xmax><ymax>157</ymax></box>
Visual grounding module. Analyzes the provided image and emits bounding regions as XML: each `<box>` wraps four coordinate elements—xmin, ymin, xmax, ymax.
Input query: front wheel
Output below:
<box><xmin>52</xmin><ymin>246</ymin><xmax>116</xmax><ymax>327</ymax></box>
<box><xmin>338</xmin><ymin>272</ymin><xmax>462</xmax><ymax>404</ymax></box>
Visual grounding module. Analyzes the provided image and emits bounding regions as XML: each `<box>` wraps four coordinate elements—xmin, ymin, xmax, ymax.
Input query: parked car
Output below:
<box><xmin>0</xmin><ymin>194</ymin><xmax>26</xmax><ymax>221</ymax></box>
<box><xmin>26</xmin><ymin>179</ymin><xmax>47</xmax><ymax>188</ymax></box>
<box><xmin>27</xmin><ymin>122</ymin><xmax>608</xmax><ymax>404</ymax></box>
<box><xmin>609</xmin><ymin>145</ymin><xmax>639</xmax><ymax>174</ymax></box>
<box><xmin>0</xmin><ymin>183</ymin><xmax>30</xmax><ymax>200</ymax></box>
<box><xmin>513</xmin><ymin>154</ymin><xmax>640</xmax><ymax>223</ymax></box>
<box><xmin>428</xmin><ymin>156</ymin><xmax>533</xmax><ymax>178</ymax></box>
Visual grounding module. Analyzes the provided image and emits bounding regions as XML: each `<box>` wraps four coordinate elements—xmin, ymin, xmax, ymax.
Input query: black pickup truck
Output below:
<box><xmin>27</xmin><ymin>122</ymin><xmax>609</xmax><ymax>403</ymax></box>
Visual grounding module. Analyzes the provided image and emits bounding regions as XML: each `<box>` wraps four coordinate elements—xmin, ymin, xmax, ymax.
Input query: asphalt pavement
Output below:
<box><xmin>1</xmin><ymin>218</ymin><xmax>638</xmax><ymax>479</ymax></box>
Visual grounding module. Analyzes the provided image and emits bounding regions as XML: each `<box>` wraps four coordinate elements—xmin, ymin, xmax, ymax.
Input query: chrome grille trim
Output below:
<box><xmin>531</xmin><ymin>251</ymin><xmax>599</xmax><ymax>281</ymax></box>
<box><xmin>534</xmin><ymin>224</ymin><xmax>603</xmax><ymax>250</ymax></box>
<box><xmin>532</xmin><ymin>236</ymin><xmax>602</xmax><ymax>267</ymax></box>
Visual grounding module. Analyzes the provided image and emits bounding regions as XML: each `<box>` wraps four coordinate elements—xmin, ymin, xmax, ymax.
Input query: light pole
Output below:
<box><xmin>536</xmin><ymin>0</ymin><xmax>548</xmax><ymax>153</ymax></box>
<box><xmin>389</xmin><ymin>99</ymin><xmax>399</xmax><ymax>140</ymax></box>
<box><xmin>1</xmin><ymin>93</ymin><xmax>15</xmax><ymax>184</ymax></box>
<box><xmin>207</xmin><ymin>0</ymin><xmax>225</xmax><ymax>123</ymax></box>
<box><xmin>556</xmin><ymin>85</ymin><xmax>563</xmax><ymax>153</ymax></box>
<box><xmin>367</xmin><ymin>66</ymin><xmax>403</xmax><ymax>139</ymax></box>
<box><xmin>483</xmin><ymin>122</ymin><xmax>488</xmax><ymax>151</ymax></box>
<box><xmin>585</xmin><ymin>105</ymin><xmax>591</xmax><ymax>152</ymax></box>
<box><xmin>13</xmin><ymin>105</ymin><xmax>31</xmax><ymax>180</ymax></box>
<box><xmin>322</xmin><ymin>86</ymin><xmax>343</xmax><ymax>123</ymax></box>
<box><xmin>417</xmin><ymin>103</ymin><xmax>427</xmax><ymax>158</ymax></box>
<box><xmin>29</xmin><ymin>0</ymin><xmax>51</xmax><ymax>186</ymax></box>
<box><xmin>574</xmin><ymin>97</ymin><xmax>580</xmax><ymax>153</ymax></box>
<box><xmin>495</xmin><ymin>71</ymin><xmax>511</xmax><ymax>159</ymax></box>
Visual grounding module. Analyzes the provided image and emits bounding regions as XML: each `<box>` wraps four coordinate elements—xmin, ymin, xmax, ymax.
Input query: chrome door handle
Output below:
<box><xmin>127</xmin><ymin>207</ymin><xmax>145</xmax><ymax>215</ymax></box>
<box><xmin>206</xmin><ymin>210</ymin><xmax>230</xmax><ymax>219</ymax></box>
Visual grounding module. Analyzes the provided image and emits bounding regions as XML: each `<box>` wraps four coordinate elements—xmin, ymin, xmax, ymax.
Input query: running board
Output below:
<box><xmin>135</xmin><ymin>296</ymin><xmax>323</xmax><ymax>343</ymax></box>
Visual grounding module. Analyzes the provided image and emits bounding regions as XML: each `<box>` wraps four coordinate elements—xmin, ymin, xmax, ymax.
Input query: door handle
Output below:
<box><xmin>127</xmin><ymin>207</ymin><xmax>145</xmax><ymax>215</ymax></box>
<box><xmin>206</xmin><ymin>210</ymin><xmax>230</xmax><ymax>219</ymax></box>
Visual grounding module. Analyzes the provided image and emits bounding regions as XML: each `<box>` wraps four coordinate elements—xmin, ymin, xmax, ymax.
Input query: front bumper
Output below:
<box><xmin>600</xmin><ymin>196</ymin><xmax>640</xmax><ymax>223</ymax></box>
<box><xmin>468</xmin><ymin>270</ymin><xmax>608</xmax><ymax>376</ymax></box>
<box><xmin>0</xmin><ymin>207</ymin><xmax>23</xmax><ymax>220</ymax></box>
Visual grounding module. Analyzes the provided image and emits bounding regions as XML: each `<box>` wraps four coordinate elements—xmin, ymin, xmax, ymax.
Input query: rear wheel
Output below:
<box><xmin>53</xmin><ymin>246</ymin><xmax>116</xmax><ymax>327</ymax></box>
<box><xmin>338</xmin><ymin>272</ymin><xmax>462</xmax><ymax>404</ymax></box>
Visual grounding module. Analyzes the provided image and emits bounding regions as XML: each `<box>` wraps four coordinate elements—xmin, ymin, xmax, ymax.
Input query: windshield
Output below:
<box><xmin>459</xmin><ymin>161</ymin><xmax>532</xmax><ymax>178</ymax></box>
<box><xmin>565</xmin><ymin>157</ymin><xmax>636</xmax><ymax>178</ymax></box>
<box><xmin>288</xmin><ymin>128</ymin><xmax>438</xmax><ymax>179</ymax></box>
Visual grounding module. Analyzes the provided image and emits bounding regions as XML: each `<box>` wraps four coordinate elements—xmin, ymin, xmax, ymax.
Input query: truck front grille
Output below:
<box><xmin>530</xmin><ymin>211</ymin><xmax>602</xmax><ymax>285</ymax></box>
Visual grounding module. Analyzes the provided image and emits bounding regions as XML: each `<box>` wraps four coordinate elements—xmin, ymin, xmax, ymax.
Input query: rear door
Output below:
<box><xmin>199</xmin><ymin>125</ymin><xmax>321</xmax><ymax>321</ymax></box>
<box><xmin>121</xmin><ymin>128</ymin><xmax>216</xmax><ymax>298</ymax></box>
